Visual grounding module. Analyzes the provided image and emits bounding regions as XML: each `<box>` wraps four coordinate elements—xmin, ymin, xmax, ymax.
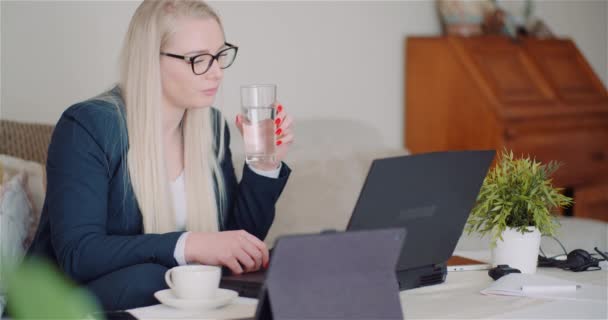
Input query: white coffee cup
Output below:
<box><xmin>164</xmin><ymin>265</ymin><xmax>221</xmax><ymax>300</ymax></box>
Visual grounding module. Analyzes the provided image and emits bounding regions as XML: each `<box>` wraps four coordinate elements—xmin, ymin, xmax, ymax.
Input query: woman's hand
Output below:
<box><xmin>184</xmin><ymin>230</ymin><xmax>270</xmax><ymax>274</ymax></box>
<box><xmin>236</xmin><ymin>102</ymin><xmax>294</xmax><ymax>170</ymax></box>
<box><xmin>271</xmin><ymin>102</ymin><xmax>294</xmax><ymax>164</ymax></box>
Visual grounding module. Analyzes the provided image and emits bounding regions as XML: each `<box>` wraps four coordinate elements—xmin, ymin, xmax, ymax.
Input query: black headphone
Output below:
<box><xmin>539</xmin><ymin>247</ymin><xmax>607</xmax><ymax>272</ymax></box>
<box><xmin>566</xmin><ymin>249</ymin><xmax>601</xmax><ymax>272</ymax></box>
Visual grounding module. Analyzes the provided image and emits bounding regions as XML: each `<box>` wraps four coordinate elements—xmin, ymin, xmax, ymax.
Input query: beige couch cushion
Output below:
<box><xmin>267</xmin><ymin>148</ymin><xmax>409</xmax><ymax>244</ymax></box>
<box><xmin>0</xmin><ymin>155</ymin><xmax>45</xmax><ymax>218</ymax></box>
<box><xmin>0</xmin><ymin>172</ymin><xmax>34</xmax><ymax>266</ymax></box>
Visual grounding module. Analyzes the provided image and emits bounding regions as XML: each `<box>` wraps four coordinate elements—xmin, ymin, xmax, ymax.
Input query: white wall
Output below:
<box><xmin>1</xmin><ymin>1</ymin><xmax>606</xmax><ymax>149</ymax></box>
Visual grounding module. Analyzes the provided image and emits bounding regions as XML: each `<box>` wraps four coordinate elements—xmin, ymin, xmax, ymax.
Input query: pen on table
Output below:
<box><xmin>520</xmin><ymin>284</ymin><xmax>580</xmax><ymax>294</ymax></box>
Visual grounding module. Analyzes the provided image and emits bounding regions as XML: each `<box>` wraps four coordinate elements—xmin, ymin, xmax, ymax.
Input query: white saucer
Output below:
<box><xmin>154</xmin><ymin>288</ymin><xmax>238</xmax><ymax>311</ymax></box>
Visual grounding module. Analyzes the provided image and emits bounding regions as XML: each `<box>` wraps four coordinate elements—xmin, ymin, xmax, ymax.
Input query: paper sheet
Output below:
<box><xmin>481</xmin><ymin>273</ymin><xmax>607</xmax><ymax>302</ymax></box>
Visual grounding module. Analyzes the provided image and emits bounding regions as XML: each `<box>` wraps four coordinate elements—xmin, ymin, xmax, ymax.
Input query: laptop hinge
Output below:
<box><xmin>396</xmin><ymin>263</ymin><xmax>447</xmax><ymax>290</ymax></box>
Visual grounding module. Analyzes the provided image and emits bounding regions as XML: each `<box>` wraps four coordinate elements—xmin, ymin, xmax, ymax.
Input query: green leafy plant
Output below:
<box><xmin>465</xmin><ymin>149</ymin><xmax>573</xmax><ymax>247</ymax></box>
<box><xmin>4</xmin><ymin>257</ymin><xmax>101</xmax><ymax>319</ymax></box>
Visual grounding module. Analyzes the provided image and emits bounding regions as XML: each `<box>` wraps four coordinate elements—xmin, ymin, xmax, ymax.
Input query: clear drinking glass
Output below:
<box><xmin>240</xmin><ymin>84</ymin><xmax>277</xmax><ymax>164</ymax></box>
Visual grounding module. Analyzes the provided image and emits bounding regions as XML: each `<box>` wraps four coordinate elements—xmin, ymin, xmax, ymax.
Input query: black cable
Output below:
<box><xmin>594</xmin><ymin>247</ymin><xmax>608</xmax><ymax>261</ymax></box>
<box><xmin>550</xmin><ymin>235</ymin><xmax>568</xmax><ymax>256</ymax></box>
<box><xmin>539</xmin><ymin>236</ymin><xmax>607</xmax><ymax>271</ymax></box>
<box><xmin>539</xmin><ymin>235</ymin><xmax>568</xmax><ymax>258</ymax></box>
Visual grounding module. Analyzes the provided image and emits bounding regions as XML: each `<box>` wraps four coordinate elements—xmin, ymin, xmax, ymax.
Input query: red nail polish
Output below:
<box><xmin>277</xmin><ymin>105</ymin><xmax>283</xmax><ymax>114</ymax></box>
<box><xmin>275</xmin><ymin>128</ymin><xmax>282</xmax><ymax>136</ymax></box>
<box><xmin>275</xmin><ymin>118</ymin><xmax>281</xmax><ymax>125</ymax></box>
<box><xmin>276</xmin><ymin>140</ymin><xmax>283</xmax><ymax>146</ymax></box>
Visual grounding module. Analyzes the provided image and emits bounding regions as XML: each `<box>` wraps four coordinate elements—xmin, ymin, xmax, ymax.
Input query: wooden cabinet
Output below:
<box><xmin>405</xmin><ymin>36</ymin><xmax>608</xmax><ymax>221</ymax></box>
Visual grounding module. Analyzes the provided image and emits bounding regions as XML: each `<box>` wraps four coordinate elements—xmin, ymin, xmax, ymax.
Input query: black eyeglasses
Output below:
<box><xmin>160</xmin><ymin>42</ymin><xmax>238</xmax><ymax>75</ymax></box>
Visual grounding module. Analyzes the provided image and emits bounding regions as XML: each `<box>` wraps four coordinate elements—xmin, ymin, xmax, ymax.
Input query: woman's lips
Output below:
<box><xmin>201</xmin><ymin>88</ymin><xmax>218</xmax><ymax>96</ymax></box>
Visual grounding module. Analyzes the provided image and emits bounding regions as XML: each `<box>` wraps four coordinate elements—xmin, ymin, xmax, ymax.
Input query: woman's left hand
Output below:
<box><xmin>272</xmin><ymin>102</ymin><xmax>294</xmax><ymax>164</ymax></box>
<box><xmin>236</xmin><ymin>101</ymin><xmax>294</xmax><ymax>170</ymax></box>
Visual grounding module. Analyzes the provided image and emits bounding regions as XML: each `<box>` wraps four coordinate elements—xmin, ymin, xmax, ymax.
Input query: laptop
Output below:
<box><xmin>347</xmin><ymin>150</ymin><xmax>495</xmax><ymax>289</ymax></box>
<box><xmin>221</xmin><ymin>150</ymin><xmax>495</xmax><ymax>296</ymax></box>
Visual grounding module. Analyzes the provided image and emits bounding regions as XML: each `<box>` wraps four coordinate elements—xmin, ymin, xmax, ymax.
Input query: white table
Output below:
<box><xmin>129</xmin><ymin>264</ymin><xmax>607</xmax><ymax>319</ymax></box>
<box><xmin>402</xmin><ymin>267</ymin><xmax>607</xmax><ymax>319</ymax></box>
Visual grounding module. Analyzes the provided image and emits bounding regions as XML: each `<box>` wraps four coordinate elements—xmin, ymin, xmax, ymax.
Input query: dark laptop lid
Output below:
<box><xmin>261</xmin><ymin>228</ymin><xmax>406</xmax><ymax>319</ymax></box>
<box><xmin>347</xmin><ymin>150</ymin><xmax>494</xmax><ymax>271</ymax></box>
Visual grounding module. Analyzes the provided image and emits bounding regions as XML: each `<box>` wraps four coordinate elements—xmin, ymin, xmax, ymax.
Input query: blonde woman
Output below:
<box><xmin>28</xmin><ymin>0</ymin><xmax>293</xmax><ymax>310</ymax></box>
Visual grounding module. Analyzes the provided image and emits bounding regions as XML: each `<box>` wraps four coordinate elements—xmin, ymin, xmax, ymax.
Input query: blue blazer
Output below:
<box><xmin>27</xmin><ymin>87</ymin><xmax>291</xmax><ymax>284</ymax></box>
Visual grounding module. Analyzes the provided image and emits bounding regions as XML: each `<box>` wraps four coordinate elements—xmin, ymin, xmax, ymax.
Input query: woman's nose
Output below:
<box><xmin>205</xmin><ymin>59</ymin><xmax>223</xmax><ymax>80</ymax></box>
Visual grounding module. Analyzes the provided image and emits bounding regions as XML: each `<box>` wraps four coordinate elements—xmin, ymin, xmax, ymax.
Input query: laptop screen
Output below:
<box><xmin>347</xmin><ymin>150</ymin><xmax>495</xmax><ymax>271</ymax></box>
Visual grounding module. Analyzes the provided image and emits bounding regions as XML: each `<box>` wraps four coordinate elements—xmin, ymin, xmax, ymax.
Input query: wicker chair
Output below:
<box><xmin>0</xmin><ymin>119</ymin><xmax>55</xmax><ymax>165</ymax></box>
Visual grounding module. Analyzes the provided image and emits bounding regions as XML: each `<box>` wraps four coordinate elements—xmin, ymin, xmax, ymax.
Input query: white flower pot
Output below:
<box><xmin>492</xmin><ymin>227</ymin><xmax>541</xmax><ymax>274</ymax></box>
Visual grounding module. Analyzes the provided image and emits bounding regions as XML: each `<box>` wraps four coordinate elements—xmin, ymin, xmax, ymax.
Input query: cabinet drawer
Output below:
<box><xmin>506</xmin><ymin>129</ymin><xmax>608</xmax><ymax>187</ymax></box>
<box><xmin>457</xmin><ymin>37</ymin><xmax>557</xmax><ymax>106</ymax></box>
<box><xmin>523</xmin><ymin>39</ymin><xmax>608</xmax><ymax>104</ymax></box>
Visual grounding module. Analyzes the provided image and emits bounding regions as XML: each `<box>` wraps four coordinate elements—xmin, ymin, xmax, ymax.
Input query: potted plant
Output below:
<box><xmin>465</xmin><ymin>150</ymin><xmax>573</xmax><ymax>274</ymax></box>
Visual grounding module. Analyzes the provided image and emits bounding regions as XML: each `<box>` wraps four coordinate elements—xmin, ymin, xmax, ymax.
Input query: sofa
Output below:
<box><xmin>2</xmin><ymin>115</ymin><xmax>608</xmax><ymax>245</ymax></box>
<box><xmin>3</xmin><ymin>115</ymin><xmax>608</xmax><ymax>244</ymax></box>
<box><xmin>0</xmin><ymin>116</ymin><xmax>412</xmax><ymax>244</ymax></box>
<box><xmin>1</xmin><ymin>117</ymin><xmax>607</xmax><ymax>315</ymax></box>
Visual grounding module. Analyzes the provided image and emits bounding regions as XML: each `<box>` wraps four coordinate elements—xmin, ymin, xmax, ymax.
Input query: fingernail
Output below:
<box><xmin>276</xmin><ymin>140</ymin><xmax>283</xmax><ymax>146</ymax></box>
<box><xmin>275</xmin><ymin>118</ymin><xmax>281</xmax><ymax>126</ymax></box>
<box><xmin>277</xmin><ymin>105</ymin><xmax>283</xmax><ymax>114</ymax></box>
<box><xmin>275</xmin><ymin>128</ymin><xmax>282</xmax><ymax>136</ymax></box>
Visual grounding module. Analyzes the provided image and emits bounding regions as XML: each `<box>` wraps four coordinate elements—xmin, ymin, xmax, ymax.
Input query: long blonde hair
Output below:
<box><xmin>118</xmin><ymin>0</ymin><xmax>226</xmax><ymax>234</ymax></box>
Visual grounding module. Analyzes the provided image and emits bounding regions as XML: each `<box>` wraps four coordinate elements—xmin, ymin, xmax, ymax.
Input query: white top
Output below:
<box><xmin>170</xmin><ymin>171</ymin><xmax>189</xmax><ymax>265</ymax></box>
<box><xmin>170</xmin><ymin>171</ymin><xmax>187</xmax><ymax>230</ymax></box>
<box><xmin>171</xmin><ymin>164</ymin><xmax>282</xmax><ymax>265</ymax></box>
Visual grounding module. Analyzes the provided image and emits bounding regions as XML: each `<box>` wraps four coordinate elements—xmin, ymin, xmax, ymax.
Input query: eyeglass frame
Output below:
<box><xmin>160</xmin><ymin>42</ymin><xmax>239</xmax><ymax>75</ymax></box>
